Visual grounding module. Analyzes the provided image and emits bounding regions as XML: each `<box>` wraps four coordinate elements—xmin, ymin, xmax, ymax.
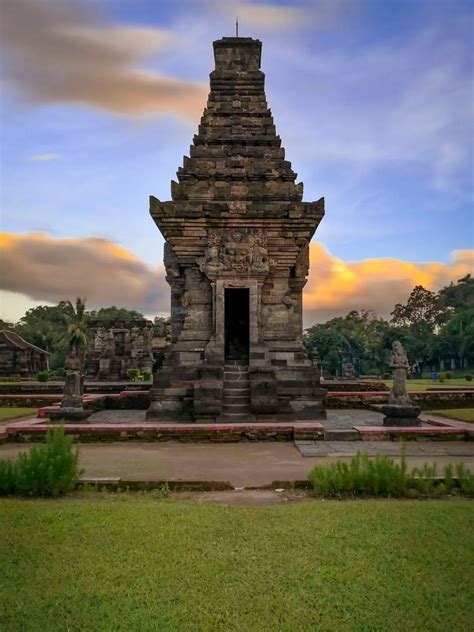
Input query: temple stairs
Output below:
<box><xmin>217</xmin><ymin>362</ymin><xmax>256</xmax><ymax>422</ymax></box>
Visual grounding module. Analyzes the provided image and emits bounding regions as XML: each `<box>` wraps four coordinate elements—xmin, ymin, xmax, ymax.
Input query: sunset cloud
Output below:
<box><xmin>1</xmin><ymin>232</ymin><xmax>472</xmax><ymax>325</ymax></box>
<box><xmin>0</xmin><ymin>0</ymin><xmax>206</xmax><ymax>117</ymax></box>
<box><xmin>304</xmin><ymin>244</ymin><xmax>474</xmax><ymax>324</ymax></box>
<box><xmin>26</xmin><ymin>153</ymin><xmax>61</xmax><ymax>162</ymax></box>
<box><xmin>0</xmin><ymin>233</ymin><xmax>168</xmax><ymax>315</ymax></box>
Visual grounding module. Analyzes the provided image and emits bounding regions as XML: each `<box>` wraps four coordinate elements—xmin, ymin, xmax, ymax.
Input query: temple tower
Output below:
<box><xmin>147</xmin><ymin>36</ymin><xmax>326</xmax><ymax>422</ymax></box>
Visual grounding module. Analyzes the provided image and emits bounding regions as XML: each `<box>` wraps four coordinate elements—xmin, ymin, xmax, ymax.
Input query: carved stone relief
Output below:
<box><xmin>197</xmin><ymin>229</ymin><xmax>276</xmax><ymax>277</ymax></box>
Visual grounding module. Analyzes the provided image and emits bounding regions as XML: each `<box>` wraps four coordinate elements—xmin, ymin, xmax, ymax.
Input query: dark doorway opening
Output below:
<box><xmin>225</xmin><ymin>288</ymin><xmax>249</xmax><ymax>363</ymax></box>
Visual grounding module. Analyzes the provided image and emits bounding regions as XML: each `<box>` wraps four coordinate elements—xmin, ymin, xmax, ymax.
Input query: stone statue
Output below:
<box><xmin>389</xmin><ymin>340</ymin><xmax>409</xmax><ymax>404</ymax></box>
<box><xmin>50</xmin><ymin>344</ymin><xmax>91</xmax><ymax>422</ymax></box>
<box><xmin>380</xmin><ymin>340</ymin><xmax>421</xmax><ymax>426</ymax></box>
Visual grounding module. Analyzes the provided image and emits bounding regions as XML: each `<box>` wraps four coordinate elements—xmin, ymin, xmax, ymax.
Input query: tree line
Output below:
<box><xmin>1</xmin><ymin>275</ymin><xmax>472</xmax><ymax>377</ymax></box>
<box><xmin>0</xmin><ymin>303</ymin><xmax>169</xmax><ymax>372</ymax></box>
<box><xmin>303</xmin><ymin>275</ymin><xmax>473</xmax><ymax>377</ymax></box>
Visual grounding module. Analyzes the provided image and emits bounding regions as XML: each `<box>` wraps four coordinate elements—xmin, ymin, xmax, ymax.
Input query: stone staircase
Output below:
<box><xmin>217</xmin><ymin>362</ymin><xmax>256</xmax><ymax>422</ymax></box>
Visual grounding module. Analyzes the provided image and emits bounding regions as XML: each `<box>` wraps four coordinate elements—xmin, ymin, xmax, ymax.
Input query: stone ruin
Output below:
<box><xmin>147</xmin><ymin>36</ymin><xmax>327</xmax><ymax>423</ymax></box>
<box><xmin>86</xmin><ymin>319</ymin><xmax>154</xmax><ymax>380</ymax></box>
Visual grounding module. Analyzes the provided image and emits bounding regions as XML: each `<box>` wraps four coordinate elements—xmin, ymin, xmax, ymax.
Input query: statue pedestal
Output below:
<box><xmin>50</xmin><ymin>371</ymin><xmax>92</xmax><ymax>423</ymax></box>
<box><xmin>380</xmin><ymin>403</ymin><xmax>421</xmax><ymax>427</ymax></box>
<box><xmin>49</xmin><ymin>407</ymin><xmax>92</xmax><ymax>423</ymax></box>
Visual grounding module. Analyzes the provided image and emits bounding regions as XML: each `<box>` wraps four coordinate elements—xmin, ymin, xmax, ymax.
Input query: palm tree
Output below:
<box><xmin>62</xmin><ymin>298</ymin><xmax>88</xmax><ymax>368</ymax></box>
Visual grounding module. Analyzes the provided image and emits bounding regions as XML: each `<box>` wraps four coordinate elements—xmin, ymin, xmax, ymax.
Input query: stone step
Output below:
<box><xmin>223</xmin><ymin>381</ymin><xmax>249</xmax><ymax>389</ymax></box>
<box><xmin>223</xmin><ymin>389</ymin><xmax>250</xmax><ymax>397</ymax></box>
<box><xmin>224</xmin><ymin>363</ymin><xmax>248</xmax><ymax>369</ymax></box>
<box><xmin>324</xmin><ymin>429</ymin><xmax>359</xmax><ymax>441</ymax></box>
<box><xmin>224</xmin><ymin>370</ymin><xmax>249</xmax><ymax>377</ymax></box>
<box><xmin>216</xmin><ymin>413</ymin><xmax>257</xmax><ymax>423</ymax></box>
<box><xmin>224</xmin><ymin>395</ymin><xmax>250</xmax><ymax>404</ymax></box>
<box><xmin>221</xmin><ymin>403</ymin><xmax>251</xmax><ymax>414</ymax></box>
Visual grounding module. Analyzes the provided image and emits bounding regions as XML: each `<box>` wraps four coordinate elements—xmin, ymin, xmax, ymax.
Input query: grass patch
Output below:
<box><xmin>428</xmin><ymin>408</ymin><xmax>474</xmax><ymax>423</ymax></box>
<box><xmin>1</xmin><ymin>496</ymin><xmax>473</xmax><ymax>631</ymax></box>
<box><xmin>0</xmin><ymin>407</ymin><xmax>37</xmax><ymax>423</ymax></box>
<box><xmin>383</xmin><ymin>378</ymin><xmax>472</xmax><ymax>391</ymax></box>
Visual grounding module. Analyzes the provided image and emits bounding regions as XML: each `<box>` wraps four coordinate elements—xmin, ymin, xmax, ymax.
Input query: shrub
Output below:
<box><xmin>0</xmin><ymin>427</ymin><xmax>81</xmax><ymax>497</ymax></box>
<box><xmin>36</xmin><ymin>371</ymin><xmax>50</xmax><ymax>383</ymax></box>
<box><xmin>438</xmin><ymin>372</ymin><xmax>446</xmax><ymax>383</ymax></box>
<box><xmin>308</xmin><ymin>452</ymin><xmax>409</xmax><ymax>498</ymax></box>
<box><xmin>465</xmin><ymin>374</ymin><xmax>473</xmax><ymax>381</ymax></box>
<box><xmin>456</xmin><ymin>463</ymin><xmax>474</xmax><ymax>495</ymax></box>
<box><xmin>126</xmin><ymin>368</ymin><xmax>141</xmax><ymax>381</ymax></box>
<box><xmin>308</xmin><ymin>452</ymin><xmax>474</xmax><ymax>498</ymax></box>
<box><xmin>445</xmin><ymin>371</ymin><xmax>452</xmax><ymax>379</ymax></box>
<box><xmin>0</xmin><ymin>459</ymin><xmax>18</xmax><ymax>494</ymax></box>
<box><xmin>142</xmin><ymin>370</ymin><xmax>152</xmax><ymax>381</ymax></box>
<box><xmin>383</xmin><ymin>373</ymin><xmax>391</xmax><ymax>380</ymax></box>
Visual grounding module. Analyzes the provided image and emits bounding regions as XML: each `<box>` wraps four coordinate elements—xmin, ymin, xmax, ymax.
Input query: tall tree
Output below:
<box><xmin>87</xmin><ymin>306</ymin><xmax>144</xmax><ymax>321</ymax></box>
<box><xmin>438</xmin><ymin>274</ymin><xmax>474</xmax><ymax>311</ymax></box>
<box><xmin>62</xmin><ymin>298</ymin><xmax>89</xmax><ymax>366</ymax></box>
<box><xmin>391</xmin><ymin>285</ymin><xmax>445</xmax><ymax>330</ymax></box>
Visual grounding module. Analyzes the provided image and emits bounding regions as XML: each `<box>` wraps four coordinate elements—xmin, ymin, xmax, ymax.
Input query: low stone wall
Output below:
<box><xmin>26</xmin><ymin>388</ymin><xmax>474</xmax><ymax>416</ymax></box>
<box><xmin>3</xmin><ymin>422</ymin><xmax>325</xmax><ymax>444</ymax></box>
<box><xmin>0</xmin><ymin>382</ymin><xmax>152</xmax><ymax>396</ymax></box>
<box><xmin>324</xmin><ymin>380</ymin><xmax>389</xmax><ymax>392</ymax></box>
<box><xmin>325</xmin><ymin>390</ymin><xmax>474</xmax><ymax>410</ymax></box>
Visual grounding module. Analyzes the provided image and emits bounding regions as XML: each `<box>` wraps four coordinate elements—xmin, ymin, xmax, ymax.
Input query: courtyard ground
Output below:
<box><xmin>1</xmin><ymin>440</ymin><xmax>473</xmax><ymax>487</ymax></box>
<box><xmin>1</xmin><ymin>495</ymin><xmax>472</xmax><ymax>632</ymax></box>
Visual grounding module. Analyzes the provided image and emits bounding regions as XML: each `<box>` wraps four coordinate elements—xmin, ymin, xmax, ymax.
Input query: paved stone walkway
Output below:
<box><xmin>295</xmin><ymin>440</ymin><xmax>474</xmax><ymax>458</ymax></box>
<box><xmin>1</xmin><ymin>441</ymin><xmax>472</xmax><ymax>487</ymax></box>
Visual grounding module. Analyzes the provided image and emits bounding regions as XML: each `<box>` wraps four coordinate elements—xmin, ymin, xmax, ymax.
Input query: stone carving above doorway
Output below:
<box><xmin>197</xmin><ymin>228</ymin><xmax>276</xmax><ymax>277</ymax></box>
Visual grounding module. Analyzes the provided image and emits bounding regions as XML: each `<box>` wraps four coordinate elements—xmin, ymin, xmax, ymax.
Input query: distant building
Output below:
<box><xmin>0</xmin><ymin>330</ymin><xmax>49</xmax><ymax>378</ymax></box>
<box><xmin>85</xmin><ymin>319</ymin><xmax>154</xmax><ymax>380</ymax></box>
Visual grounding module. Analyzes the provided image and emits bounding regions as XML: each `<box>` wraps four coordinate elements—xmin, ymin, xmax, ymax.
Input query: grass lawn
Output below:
<box><xmin>1</xmin><ymin>496</ymin><xmax>473</xmax><ymax>631</ymax></box>
<box><xmin>0</xmin><ymin>407</ymin><xmax>37</xmax><ymax>423</ymax></box>
<box><xmin>383</xmin><ymin>378</ymin><xmax>473</xmax><ymax>391</ymax></box>
<box><xmin>428</xmin><ymin>408</ymin><xmax>474</xmax><ymax>423</ymax></box>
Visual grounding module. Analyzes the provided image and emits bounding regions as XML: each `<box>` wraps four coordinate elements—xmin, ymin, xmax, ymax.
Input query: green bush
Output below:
<box><xmin>308</xmin><ymin>452</ymin><xmax>474</xmax><ymax>498</ymax></box>
<box><xmin>36</xmin><ymin>371</ymin><xmax>50</xmax><ymax>382</ymax></box>
<box><xmin>126</xmin><ymin>368</ymin><xmax>141</xmax><ymax>381</ymax></box>
<box><xmin>0</xmin><ymin>427</ymin><xmax>81</xmax><ymax>497</ymax></box>
<box><xmin>445</xmin><ymin>371</ymin><xmax>452</xmax><ymax>379</ymax></box>
<box><xmin>383</xmin><ymin>373</ymin><xmax>391</xmax><ymax>380</ymax></box>
<box><xmin>141</xmin><ymin>370</ymin><xmax>152</xmax><ymax>381</ymax></box>
<box><xmin>438</xmin><ymin>372</ymin><xmax>446</xmax><ymax>383</ymax></box>
<box><xmin>465</xmin><ymin>374</ymin><xmax>473</xmax><ymax>381</ymax></box>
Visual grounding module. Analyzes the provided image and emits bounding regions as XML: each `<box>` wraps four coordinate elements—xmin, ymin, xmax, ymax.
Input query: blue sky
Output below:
<box><xmin>0</xmin><ymin>0</ymin><xmax>473</xmax><ymax>323</ymax></box>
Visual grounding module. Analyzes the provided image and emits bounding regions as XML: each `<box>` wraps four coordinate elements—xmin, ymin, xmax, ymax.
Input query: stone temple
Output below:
<box><xmin>147</xmin><ymin>36</ymin><xmax>326</xmax><ymax>423</ymax></box>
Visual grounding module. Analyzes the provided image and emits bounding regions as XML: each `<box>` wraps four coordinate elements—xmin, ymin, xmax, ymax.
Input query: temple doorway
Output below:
<box><xmin>224</xmin><ymin>288</ymin><xmax>250</xmax><ymax>363</ymax></box>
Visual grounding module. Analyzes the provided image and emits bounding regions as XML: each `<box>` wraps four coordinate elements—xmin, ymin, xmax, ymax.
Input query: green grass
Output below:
<box><xmin>383</xmin><ymin>378</ymin><xmax>472</xmax><ymax>391</ymax></box>
<box><xmin>0</xmin><ymin>407</ymin><xmax>37</xmax><ymax>423</ymax></box>
<box><xmin>1</xmin><ymin>496</ymin><xmax>473</xmax><ymax>631</ymax></box>
<box><xmin>428</xmin><ymin>408</ymin><xmax>474</xmax><ymax>423</ymax></box>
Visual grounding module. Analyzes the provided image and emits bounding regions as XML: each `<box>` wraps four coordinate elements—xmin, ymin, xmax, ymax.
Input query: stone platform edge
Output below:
<box><xmin>0</xmin><ymin>421</ymin><xmax>325</xmax><ymax>443</ymax></box>
<box><xmin>1</xmin><ymin>420</ymin><xmax>472</xmax><ymax>443</ymax></box>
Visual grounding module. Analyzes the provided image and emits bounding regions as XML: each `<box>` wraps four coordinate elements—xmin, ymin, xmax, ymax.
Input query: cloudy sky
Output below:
<box><xmin>0</xmin><ymin>0</ymin><xmax>472</xmax><ymax>326</ymax></box>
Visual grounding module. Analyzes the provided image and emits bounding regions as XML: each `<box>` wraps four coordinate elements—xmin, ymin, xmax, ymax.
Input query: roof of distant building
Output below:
<box><xmin>0</xmin><ymin>330</ymin><xmax>50</xmax><ymax>355</ymax></box>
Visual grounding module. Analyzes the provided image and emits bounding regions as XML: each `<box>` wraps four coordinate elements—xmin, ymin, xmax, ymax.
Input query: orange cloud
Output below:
<box><xmin>0</xmin><ymin>0</ymin><xmax>206</xmax><ymax>118</ymax></box>
<box><xmin>304</xmin><ymin>244</ymin><xmax>474</xmax><ymax>323</ymax></box>
<box><xmin>0</xmin><ymin>232</ymin><xmax>168</xmax><ymax>315</ymax></box>
<box><xmin>1</xmin><ymin>232</ymin><xmax>472</xmax><ymax>325</ymax></box>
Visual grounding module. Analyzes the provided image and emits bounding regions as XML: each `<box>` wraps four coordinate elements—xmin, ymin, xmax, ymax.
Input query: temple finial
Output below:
<box><xmin>236</xmin><ymin>16</ymin><xmax>239</xmax><ymax>37</ymax></box>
